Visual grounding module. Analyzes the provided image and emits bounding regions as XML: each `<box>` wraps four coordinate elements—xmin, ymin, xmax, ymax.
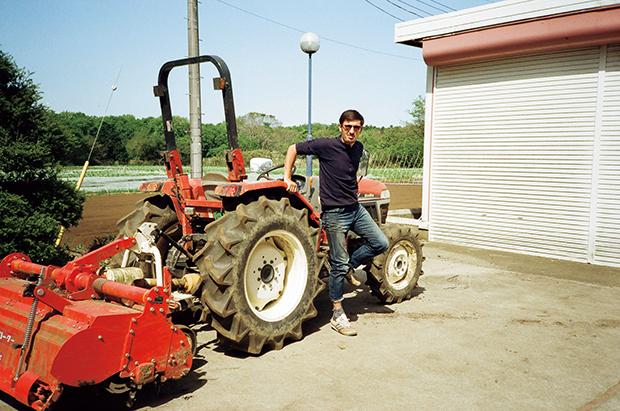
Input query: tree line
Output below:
<box><xmin>51</xmin><ymin>104</ymin><xmax>424</xmax><ymax>167</ymax></box>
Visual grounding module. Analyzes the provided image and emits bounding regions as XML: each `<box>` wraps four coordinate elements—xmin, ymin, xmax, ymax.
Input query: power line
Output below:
<box><xmin>395</xmin><ymin>0</ymin><xmax>437</xmax><ymax>15</ymax></box>
<box><xmin>394</xmin><ymin>0</ymin><xmax>458</xmax><ymax>17</ymax></box>
<box><xmin>385</xmin><ymin>0</ymin><xmax>429</xmax><ymax>17</ymax></box>
<box><xmin>423</xmin><ymin>0</ymin><xmax>456</xmax><ymax>12</ymax></box>
<box><xmin>319</xmin><ymin>34</ymin><xmax>416</xmax><ymax>61</ymax></box>
<box><xmin>211</xmin><ymin>0</ymin><xmax>418</xmax><ymax>61</ymax></box>
<box><xmin>362</xmin><ymin>0</ymin><xmax>404</xmax><ymax>21</ymax></box>
<box><xmin>214</xmin><ymin>0</ymin><xmax>305</xmax><ymax>34</ymax></box>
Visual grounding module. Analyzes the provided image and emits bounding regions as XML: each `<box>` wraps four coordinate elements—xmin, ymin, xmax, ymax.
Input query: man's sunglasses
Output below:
<box><xmin>342</xmin><ymin>124</ymin><xmax>362</xmax><ymax>132</ymax></box>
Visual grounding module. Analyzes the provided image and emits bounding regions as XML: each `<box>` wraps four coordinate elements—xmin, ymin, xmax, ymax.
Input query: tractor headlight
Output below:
<box><xmin>380</xmin><ymin>189</ymin><xmax>390</xmax><ymax>199</ymax></box>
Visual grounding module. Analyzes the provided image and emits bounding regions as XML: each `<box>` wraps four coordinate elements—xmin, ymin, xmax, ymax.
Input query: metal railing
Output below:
<box><xmin>368</xmin><ymin>151</ymin><xmax>423</xmax><ymax>184</ymax></box>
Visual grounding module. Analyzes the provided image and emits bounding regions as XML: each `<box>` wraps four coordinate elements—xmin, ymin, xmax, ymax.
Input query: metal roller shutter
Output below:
<box><xmin>429</xmin><ymin>46</ymin><xmax>619</xmax><ymax>264</ymax></box>
<box><xmin>593</xmin><ymin>45</ymin><xmax>620</xmax><ymax>266</ymax></box>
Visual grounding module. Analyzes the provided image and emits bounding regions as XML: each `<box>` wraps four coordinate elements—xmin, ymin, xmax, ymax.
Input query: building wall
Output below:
<box><xmin>595</xmin><ymin>44</ymin><xmax>620</xmax><ymax>265</ymax></box>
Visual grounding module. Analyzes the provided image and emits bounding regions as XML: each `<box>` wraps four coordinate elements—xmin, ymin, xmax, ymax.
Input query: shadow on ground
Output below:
<box><xmin>46</xmin><ymin>359</ymin><xmax>208</xmax><ymax>411</ymax></box>
<box><xmin>304</xmin><ymin>271</ymin><xmax>426</xmax><ymax>332</ymax></box>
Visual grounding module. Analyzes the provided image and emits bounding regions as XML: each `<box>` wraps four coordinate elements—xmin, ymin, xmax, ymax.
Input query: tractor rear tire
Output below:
<box><xmin>113</xmin><ymin>195</ymin><xmax>178</xmax><ymax>270</ymax></box>
<box><xmin>196</xmin><ymin>197</ymin><xmax>321</xmax><ymax>354</ymax></box>
<box><xmin>116</xmin><ymin>194</ymin><xmax>177</xmax><ymax>239</ymax></box>
<box><xmin>365</xmin><ymin>223</ymin><xmax>423</xmax><ymax>304</ymax></box>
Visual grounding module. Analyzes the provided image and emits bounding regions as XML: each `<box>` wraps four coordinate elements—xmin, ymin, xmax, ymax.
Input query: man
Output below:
<box><xmin>283</xmin><ymin>109</ymin><xmax>388</xmax><ymax>336</ymax></box>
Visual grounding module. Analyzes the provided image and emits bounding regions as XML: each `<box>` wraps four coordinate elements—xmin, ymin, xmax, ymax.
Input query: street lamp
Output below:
<box><xmin>300</xmin><ymin>32</ymin><xmax>320</xmax><ymax>178</ymax></box>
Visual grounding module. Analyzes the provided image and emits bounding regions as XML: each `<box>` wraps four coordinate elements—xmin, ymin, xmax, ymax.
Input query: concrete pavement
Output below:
<box><xmin>134</xmin><ymin>241</ymin><xmax>620</xmax><ymax>411</ymax></box>
<box><xmin>2</xmin><ymin>241</ymin><xmax>618</xmax><ymax>410</ymax></box>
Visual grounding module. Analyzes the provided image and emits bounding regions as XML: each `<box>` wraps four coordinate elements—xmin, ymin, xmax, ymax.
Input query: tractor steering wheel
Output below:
<box><xmin>256</xmin><ymin>164</ymin><xmax>296</xmax><ymax>181</ymax></box>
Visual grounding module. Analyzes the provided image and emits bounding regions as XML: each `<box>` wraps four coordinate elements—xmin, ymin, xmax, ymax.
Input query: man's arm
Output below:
<box><xmin>283</xmin><ymin>143</ymin><xmax>298</xmax><ymax>192</ymax></box>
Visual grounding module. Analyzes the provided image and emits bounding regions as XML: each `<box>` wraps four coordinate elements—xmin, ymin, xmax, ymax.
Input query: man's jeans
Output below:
<box><xmin>321</xmin><ymin>203</ymin><xmax>389</xmax><ymax>302</ymax></box>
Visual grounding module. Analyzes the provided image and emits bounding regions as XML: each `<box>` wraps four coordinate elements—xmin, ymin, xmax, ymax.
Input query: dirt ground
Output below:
<box><xmin>61</xmin><ymin>192</ymin><xmax>151</xmax><ymax>249</ymax></box>
<box><xmin>385</xmin><ymin>183</ymin><xmax>421</xmax><ymax>211</ymax></box>
<box><xmin>3</xmin><ymin>193</ymin><xmax>620</xmax><ymax>410</ymax></box>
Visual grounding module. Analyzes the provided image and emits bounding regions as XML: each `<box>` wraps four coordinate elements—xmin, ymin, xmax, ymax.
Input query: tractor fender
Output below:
<box><xmin>215</xmin><ymin>181</ymin><xmax>321</xmax><ymax>227</ymax></box>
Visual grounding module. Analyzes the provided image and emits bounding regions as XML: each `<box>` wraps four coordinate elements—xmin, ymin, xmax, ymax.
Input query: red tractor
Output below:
<box><xmin>0</xmin><ymin>55</ymin><xmax>422</xmax><ymax>410</ymax></box>
<box><xmin>116</xmin><ymin>55</ymin><xmax>424</xmax><ymax>354</ymax></box>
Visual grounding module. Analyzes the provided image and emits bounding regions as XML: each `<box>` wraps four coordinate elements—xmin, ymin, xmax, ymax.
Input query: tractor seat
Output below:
<box><xmin>202</xmin><ymin>172</ymin><xmax>228</xmax><ymax>201</ymax></box>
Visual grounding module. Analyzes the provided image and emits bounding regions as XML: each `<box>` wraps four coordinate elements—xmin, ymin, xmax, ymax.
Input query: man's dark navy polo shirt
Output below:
<box><xmin>295</xmin><ymin>137</ymin><xmax>364</xmax><ymax>209</ymax></box>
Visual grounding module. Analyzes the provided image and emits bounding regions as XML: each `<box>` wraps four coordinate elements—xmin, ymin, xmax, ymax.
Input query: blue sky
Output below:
<box><xmin>1</xmin><ymin>0</ymin><xmax>491</xmax><ymax>126</ymax></box>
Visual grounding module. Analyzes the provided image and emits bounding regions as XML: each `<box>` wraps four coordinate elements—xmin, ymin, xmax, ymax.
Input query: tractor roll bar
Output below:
<box><xmin>154</xmin><ymin>55</ymin><xmax>239</xmax><ymax>152</ymax></box>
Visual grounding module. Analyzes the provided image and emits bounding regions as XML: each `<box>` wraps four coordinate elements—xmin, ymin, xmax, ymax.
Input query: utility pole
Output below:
<box><xmin>188</xmin><ymin>0</ymin><xmax>202</xmax><ymax>178</ymax></box>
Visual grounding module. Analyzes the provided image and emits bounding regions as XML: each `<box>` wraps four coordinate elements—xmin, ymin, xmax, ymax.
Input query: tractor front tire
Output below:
<box><xmin>365</xmin><ymin>223</ymin><xmax>423</xmax><ymax>304</ymax></box>
<box><xmin>196</xmin><ymin>197</ymin><xmax>321</xmax><ymax>354</ymax></box>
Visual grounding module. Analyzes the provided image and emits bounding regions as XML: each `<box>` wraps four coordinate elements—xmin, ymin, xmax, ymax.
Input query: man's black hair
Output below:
<box><xmin>339</xmin><ymin>109</ymin><xmax>364</xmax><ymax>126</ymax></box>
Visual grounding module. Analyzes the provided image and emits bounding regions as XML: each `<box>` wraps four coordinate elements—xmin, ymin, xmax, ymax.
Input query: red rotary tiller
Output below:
<box><xmin>0</xmin><ymin>232</ymin><xmax>193</xmax><ymax>410</ymax></box>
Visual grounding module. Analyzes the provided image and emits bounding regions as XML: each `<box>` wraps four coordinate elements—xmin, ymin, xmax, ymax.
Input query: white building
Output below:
<box><xmin>395</xmin><ymin>0</ymin><xmax>620</xmax><ymax>267</ymax></box>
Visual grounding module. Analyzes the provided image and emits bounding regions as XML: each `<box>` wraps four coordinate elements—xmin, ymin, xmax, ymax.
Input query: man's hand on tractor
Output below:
<box><xmin>284</xmin><ymin>177</ymin><xmax>297</xmax><ymax>192</ymax></box>
<box><xmin>283</xmin><ymin>144</ymin><xmax>298</xmax><ymax>193</ymax></box>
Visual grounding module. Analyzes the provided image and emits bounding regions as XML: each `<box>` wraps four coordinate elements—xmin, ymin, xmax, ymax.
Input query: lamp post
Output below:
<box><xmin>300</xmin><ymin>32</ymin><xmax>320</xmax><ymax>178</ymax></box>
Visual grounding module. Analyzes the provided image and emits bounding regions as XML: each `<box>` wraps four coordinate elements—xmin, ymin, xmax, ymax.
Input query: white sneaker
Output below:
<box><xmin>330</xmin><ymin>312</ymin><xmax>357</xmax><ymax>336</ymax></box>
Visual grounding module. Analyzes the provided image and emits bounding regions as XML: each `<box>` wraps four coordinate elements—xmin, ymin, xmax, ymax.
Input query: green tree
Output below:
<box><xmin>202</xmin><ymin>122</ymin><xmax>228</xmax><ymax>158</ymax></box>
<box><xmin>53</xmin><ymin>111</ymin><xmax>95</xmax><ymax>164</ymax></box>
<box><xmin>0</xmin><ymin>50</ymin><xmax>83</xmax><ymax>264</ymax></box>
<box><xmin>126</xmin><ymin>129</ymin><xmax>163</xmax><ymax>163</ymax></box>
<box><xmin>171</xmin><ymin>116</ymin><xmax>191</xmax><ymax>162</ymax></box>
<box><xmin>238</xmin><ymin>112</ymin><xmax>281</xmax><ymax>128</ymax></box>
<box><xmin>358</xmin><ymin>97</ymin><xmax>425</xmax><ymax>168</ymax></box>
<box><xmin>126</xmin><ymin>116</ymin><xmax>166</xmax><ymax>163</ymax></box>
<box><xmin>408</xmin><ymin>95</ymin><xmax>425</xmax><ymax>129</ymax></box>
<box><xmin>93</xmin><ymin>121</ymin><xmax>129</xmax><ymax>164</ymax></box>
